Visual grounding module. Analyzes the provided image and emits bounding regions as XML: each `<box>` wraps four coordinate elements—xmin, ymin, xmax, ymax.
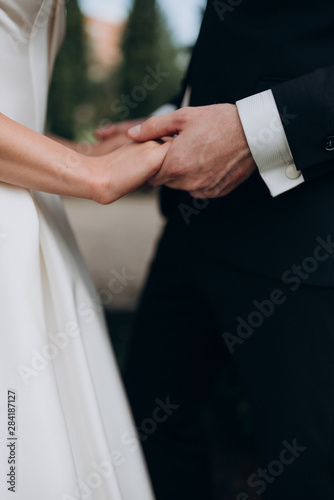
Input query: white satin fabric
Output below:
<box><xmin>0</xmin><ymin>2</ymin><xmax>154</xmax><ymax>499</ymax></box>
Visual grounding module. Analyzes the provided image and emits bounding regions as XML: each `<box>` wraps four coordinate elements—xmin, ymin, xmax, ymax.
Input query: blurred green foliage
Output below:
<box><xmin>47</xmin><ymin>0</ymin><xmax>185</xmax><ymax>140</ymax></box>
<box><xmin>47</xmin><ymin>0</ymin><xmax>87</xmax><ymax>139</ymax></box>
<box><xmin>111</xmin><ymin>0</ymin><xmax>183</xmax><ymax>120</ymax></box>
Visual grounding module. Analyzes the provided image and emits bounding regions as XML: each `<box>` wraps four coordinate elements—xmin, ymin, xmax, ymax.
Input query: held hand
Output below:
<box><xmin>91</xmin><ymin>119</ymin><xmax>144</xmax><ymax>156</ymax></box>
<box><xmin>87</xmin><ymin>140</ymin><xmax>171</xmax><ymax>205</ymax></box>
<box><xmin>95</xmin><ymin>119</ymin><xmax>144</xmax><ymax>140</ymax></box>
<box><xmin>128</xmin><ymin>104</ymin><xmax>256</xmax><ymax>198</ymax></box>
<box><xmin>0</xmin><ymin>112</ymin><xmax>169</xmax><ymax>204</ymax></box>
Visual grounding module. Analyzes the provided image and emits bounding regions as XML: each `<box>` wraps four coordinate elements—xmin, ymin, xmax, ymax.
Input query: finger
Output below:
<box><xmin>147</xmin><ymin>158</ymin><xmax>176</xmax><ymax>188</ymax></box>
<box><xmin>112</xmin><ymin>141</ymin><xmax>171</xmax><ymax>200</ymax></box>
<box><xmin>148</xmin><ymin>171</ymin><xmax>176</xmax><ymax>188</ymax></box>
<box><xmin>189</xmin><ymin>190</ymin><xmax>211</xmax><ymax>199</ymax></box>
<box><xmin>189</xmin><ymin>187</ymin><xmax>224</xmax><ymax>199</ymax></box>
<box><xmin>128</xmin><ymin>109</ymin><xmax>187</xmax><ymax>142</ymax></box>
<box><xmin>189</xmin><ymin>182</ymin><xmax>232</xmax><ymax>199</ymax></box>
<box><xmin>94</xmin><ymin>124</ymin><xmax>117</xmax><ymax>139</ymax></box>
<box><xmin>191</xmin><ymin>166</ymin><xmax>255</xmax><ymax>199</ymax></box>
<box><xmin>93</xmin><ymin>137</ymin><xmax>133</xmax><ymax>156</ymax></box>
<box><xmin>95</xmin><ymin>119</ymin><xmax>144</xmax><ymax>140</ymax></box>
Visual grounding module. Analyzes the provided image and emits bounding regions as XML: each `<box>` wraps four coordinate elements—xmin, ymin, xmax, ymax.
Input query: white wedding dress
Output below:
<box><xmin>0</xmin><ymin>1</ymin><xmax>154</xmax><ymax>499</ymax></box>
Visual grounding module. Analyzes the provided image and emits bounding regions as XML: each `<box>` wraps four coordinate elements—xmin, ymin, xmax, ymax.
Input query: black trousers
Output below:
<box><xmin>123</xmin><ymin>219</ymin><xmax>334</xmax><ymax>500</ymax></box>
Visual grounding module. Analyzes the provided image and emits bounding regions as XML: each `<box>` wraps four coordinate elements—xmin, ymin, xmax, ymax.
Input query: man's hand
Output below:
<box><xmin>128</xmin><ymin>104</ymin><xmax>256</xmax><ymax>198</ymax></box>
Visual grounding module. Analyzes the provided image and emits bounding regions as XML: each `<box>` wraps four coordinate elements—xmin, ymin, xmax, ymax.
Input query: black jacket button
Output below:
<box><xmin>324</xmin><ymin>136</ymin><xmax>334</xmax><ymax>151</ymax></box>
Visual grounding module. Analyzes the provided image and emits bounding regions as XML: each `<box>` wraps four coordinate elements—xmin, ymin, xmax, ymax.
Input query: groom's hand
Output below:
<box><xmin>128</xmin><ymin>104</ymin><xmax>256</xmax><ymax>198</ymax></box>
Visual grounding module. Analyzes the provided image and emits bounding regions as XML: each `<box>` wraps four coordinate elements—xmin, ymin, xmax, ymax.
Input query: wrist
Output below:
<box><xmin>79</xmin><ymin>154</ymin><xmax>115</xmax><ymax>204</ymax></box>
<box><xmin>233</xmin><ymin>105</ymin><xmax>254</xmax><ymax>162</ymax></box>
<box><xmin>65</xmin><ymin>152</ymin><xmax>99</xmax><ymax>201</ymax></box>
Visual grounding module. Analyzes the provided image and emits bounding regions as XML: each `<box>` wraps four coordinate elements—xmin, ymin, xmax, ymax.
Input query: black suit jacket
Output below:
<box><xmin>160</xmin><ymin>0</ymin><xmax>334</xmax><ymax>287</ymax></box>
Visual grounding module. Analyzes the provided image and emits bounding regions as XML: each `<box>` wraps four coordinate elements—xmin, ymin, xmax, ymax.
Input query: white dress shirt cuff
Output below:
<box><xmin>236</xmin><ymin>89</ymin><xmax>304</xmax><ymax>197</ymax></box>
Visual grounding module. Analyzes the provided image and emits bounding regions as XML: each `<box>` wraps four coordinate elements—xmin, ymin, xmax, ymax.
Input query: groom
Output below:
<box><xmin>101</xmin><ymin>1</ymin><xmax>334</xmax><ymax>498</ymax></box>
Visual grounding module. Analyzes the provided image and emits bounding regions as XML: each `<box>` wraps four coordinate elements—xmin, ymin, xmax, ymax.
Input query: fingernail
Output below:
<box><xmin>129</xmin><ymin>124</ymin><xmax>142</xmax><ymax>137</ymax></box>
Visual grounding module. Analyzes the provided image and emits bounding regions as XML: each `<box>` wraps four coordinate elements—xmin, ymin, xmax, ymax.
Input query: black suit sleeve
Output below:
<box><xmin>272</xmin><ymin>63</ymin><xmax>334</xmax><ymax>182</ymax></box>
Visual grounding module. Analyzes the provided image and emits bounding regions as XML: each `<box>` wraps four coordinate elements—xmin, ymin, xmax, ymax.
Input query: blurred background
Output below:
<box><xmin>47</xmin><ymin>1</ymin><xmax>259</xmax><ymax>498</ymax></box>
<box><xmin>48</xmin><ymin>0</ymin><xmax>206</xmax><ymax>312</ymax></box>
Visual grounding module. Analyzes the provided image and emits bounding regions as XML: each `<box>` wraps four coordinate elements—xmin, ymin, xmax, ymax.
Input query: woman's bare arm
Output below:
<box><xmin>0</xmin><ymin>113</ymin><xmax>170</xmax><ymax>204</ymax></box>
<box><xmin>46</xmin><ymin>131</ymin><xmax>136</xmax><ymax>157</ymax></box>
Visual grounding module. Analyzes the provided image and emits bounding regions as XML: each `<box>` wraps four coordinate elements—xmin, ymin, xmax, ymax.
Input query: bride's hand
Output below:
<box><xmin>90</xmin><ymin>119</ymin><xmax>144</xmax><ymax>156</ymax></box>
<box><xmin>87</xmin><ymin>140</ymin><xmax>171</xmax><ymax>205</ymax></box>
<box><xmin>0</xmin><ymin>113</ymin><xmax>170</xmax><ymax>204</ymax></box>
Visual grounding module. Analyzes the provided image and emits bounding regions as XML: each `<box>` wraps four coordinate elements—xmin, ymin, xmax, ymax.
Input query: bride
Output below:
<box><xmin>0</xmin><ymin>1</ymin><xmax>168</xmax><ymax>498</ymax></box>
